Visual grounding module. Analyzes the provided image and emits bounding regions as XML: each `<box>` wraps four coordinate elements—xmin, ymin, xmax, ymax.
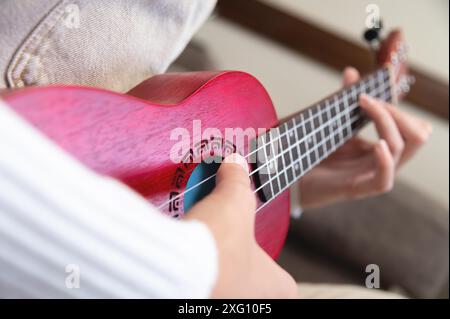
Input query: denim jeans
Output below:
<box><xmin>0</xmin><ymin>0</ymin><xmax>216</xmax><ymax>92</ymax></box>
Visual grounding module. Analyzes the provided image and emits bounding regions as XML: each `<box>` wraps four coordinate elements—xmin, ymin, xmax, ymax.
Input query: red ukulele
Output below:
<box><xmin>2</xmin><ymin>30</ymin><xmax>412</xmax><ymax>258</ymax></box>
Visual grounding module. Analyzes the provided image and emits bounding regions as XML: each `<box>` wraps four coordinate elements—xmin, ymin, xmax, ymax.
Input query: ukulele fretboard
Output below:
<box><xmin>251</xmin><ymin>67</ymin><xmax>392</xmax><ymax>203</ymax></box>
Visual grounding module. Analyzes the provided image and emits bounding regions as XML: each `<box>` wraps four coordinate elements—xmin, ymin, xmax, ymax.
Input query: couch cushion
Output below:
<box><xmin>286</xmin><ymin>180</ymin><xmax>449</xmax><ymax>298</ymax></box>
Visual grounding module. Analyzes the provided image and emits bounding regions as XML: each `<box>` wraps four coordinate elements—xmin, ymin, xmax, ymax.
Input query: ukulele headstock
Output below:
<box><xmin>376</xmin><ymin>30</ymin><xmax>414</xmax><ymax>102</ymax></box>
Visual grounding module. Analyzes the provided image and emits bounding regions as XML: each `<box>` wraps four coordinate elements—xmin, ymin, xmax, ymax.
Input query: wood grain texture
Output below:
<box><xmin>3</xmin><ymin>71</ymin><xmax>290</xmax><ymax>259</ymax></box>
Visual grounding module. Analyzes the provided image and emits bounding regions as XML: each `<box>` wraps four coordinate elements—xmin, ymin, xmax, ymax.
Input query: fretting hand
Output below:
<box><xmin>299</xmin><ymin>67</ymin><xmax>432</xmax><ymax>209</ymax></box>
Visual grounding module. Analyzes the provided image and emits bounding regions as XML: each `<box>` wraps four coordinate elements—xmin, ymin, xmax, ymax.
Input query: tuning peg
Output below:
<box><xmin>364</xmin><ymin>28</ymin><xmax>379</xmax><ymax>43</ymax></box>
<box><xmin>363</xmin><ymin>19</ymin><xmax>384</xmax><ymax>47</ymax></box>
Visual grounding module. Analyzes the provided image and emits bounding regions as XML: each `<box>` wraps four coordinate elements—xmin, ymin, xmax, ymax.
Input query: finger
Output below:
<box><xmin>348</xmin><ymin>139</ymin><xmax>395</xmax><ymax>198</ymax></box>
<box><xmin>385</xmin><ymin>104</ymin><xmax>432</xmax><ymax>166</ymax></box>
<box><xmin>343</xmin><ymin>66</ymin><xmax>360</xmax><ymax>86</ymax></box>
<box><xmin>359</xmin><ymin>94</ymin><xmax>405</xmax><ymax>164</ymax></box>
<box><xmin>331</xmin><ymin>137</ymin><xmax>373</xmax><ymax>159</ymax></box>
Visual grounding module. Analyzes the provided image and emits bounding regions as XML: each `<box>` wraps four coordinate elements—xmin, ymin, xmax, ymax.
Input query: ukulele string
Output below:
<box><xmin>157</xmin><ymin>84</ymin><xmax>389</xmax><ymax>211</ymax></box>
<box><xmin>253</xmin><ymin>91</ymin><xmax>392</xmax><ymax>213</ymax></box>
<box><xmin>248</xmin><ymin>80</ymin><xmax>390</xmax><ymax>181</ymax></box>
<box><xmin>254</xmin><ymin>112</ymin><xmax>364</xmax><ymax>214</ymax></box>
<box><xmin>158</xmin><ymin>111</ymin><xmax>360</xmax><ymax>212</ymax></box>
<box><xmin>224</xmin><ymin>68</ymin><xmax>388</xmax><ymax>165</ymax></box>
<box><xmin>157</xmin><ymin>82</ymin><xmax>390</xmax><ymax>211</ymax></box>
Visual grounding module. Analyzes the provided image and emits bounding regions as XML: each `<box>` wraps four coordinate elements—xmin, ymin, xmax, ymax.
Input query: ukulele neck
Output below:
<box><xmin>252</xmin><ymin>66</ymin><xmax>393</xmax><ymax>203</ymax></box>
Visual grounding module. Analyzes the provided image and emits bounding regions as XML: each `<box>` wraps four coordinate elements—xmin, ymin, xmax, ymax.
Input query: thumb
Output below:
<box><xmin>214</xmin><ymin>153</ymin><xmax>254</xmax><ymax>209</ymax></box>
<box><xmin>201</xmin><ymin>153</ymin><xmax>255</xmax><ymax>214</ymax></box>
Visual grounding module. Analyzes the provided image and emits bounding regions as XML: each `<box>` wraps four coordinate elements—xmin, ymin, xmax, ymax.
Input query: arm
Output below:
<box><xmin>0</xmin><ymin>101</ymin><xmax>296</xmax><ymax>298</ymax></box>
<box><xmin>187</xmin><ymin>154</ymin><xmax>298</xmax><ymax>298</ymax></box>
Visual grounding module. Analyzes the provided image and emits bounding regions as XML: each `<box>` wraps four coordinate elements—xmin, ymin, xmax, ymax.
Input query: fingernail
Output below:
<box><xmin>223</xmin><ymin>153</ymin><xmax>249</xmax><ymax>174</ymax></box>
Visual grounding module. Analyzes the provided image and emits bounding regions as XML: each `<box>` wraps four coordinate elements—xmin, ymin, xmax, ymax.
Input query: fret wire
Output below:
<box><xmin>300</xmin><ymin>113</ymin><xmax>312</xmax><ymax>169</ymax></box>
<box><xmin>350</xmin><ymin>84</ymin><xmax>360</xmax><ymax>130</ymax></box>
<box><xmin>299</xmin><ymin>115</ymin><xmax>307</xmax><ymax>172</ymax></box>
<box><xmin>280</xmin><ymin>122</ymin><xmax>289</xmax><ymax>183</ymax></box>
<box><xmin>308</xmin><ymin>108</ymin><xmax>319</xmax><ymax>164</ymax></box>
<box><xmin>343</xmin><ymin>88</ymin><xmax>352</xmax><ymax>139</ymax></box>
<box><xmin>255</xmin><ymin>89</ymin><xmax>393</xmax><ymax>211</ymax></box>
<box><xmin>333</xmin><ymin>95</ymin><xmax>344</xmax><ymax>145</ymax></box>
<box><xmin>292</xmin><ymin>116</ymin><xmax>304</xmax><ymax>176</ymax></box>
<box><xmin>314</xmin><ymin>105</ymin><xmax>323</xmax><ymax>158</ymax></box>
<box><xmin>313</xmin><ymin>105</ymin><xmax>324</xmax><ymax>159</ymax></box>
<box><xmin>260</xmin><ymin>134</ymin><xmax>274</xmax><ymax>199</ymax></box>
<box><xmin>285</xmin><ymin>122</ymin><xmax>296</xmax><ymax>179</ymax></box>
<box><xmin>332</xmin><ymin>96</ymin><xmax>339</xmax><ymax>143</ymax></box>
<box><xmin>269</xmin><ymin>129</ymin><xmax>282</xmax><ymax>192</ymax></box>
<box><xmin>253</xmin><ymin>84</ymin><xmax>391</xmax><ymax>200</ymax></box>
<box><xmin>325</xmin><ymin>99</ymin><xmax>336</xmax><ymax>151</ymax></box>
<box><xmin>277</xmin><ymin>126</ymin><xmax>287</xmax><ymax>188</ymax></box>
<box><xmin>317</xmin><ymin>102</ymin><xmax>326</xmax><ymax>156</ymax></box>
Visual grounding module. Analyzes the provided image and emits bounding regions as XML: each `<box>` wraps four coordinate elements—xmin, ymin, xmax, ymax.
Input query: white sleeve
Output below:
<box><xmin>0</xmin><ymin>101</ymin><xmax>218</xmax><ymax>298</ymax></box>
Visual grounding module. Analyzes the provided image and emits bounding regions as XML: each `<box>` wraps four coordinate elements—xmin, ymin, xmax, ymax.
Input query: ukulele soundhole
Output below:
<box><xmin>183</xmin><ymin>157</ymin><xmax>222</xmax><ymax>213</ymax></box>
